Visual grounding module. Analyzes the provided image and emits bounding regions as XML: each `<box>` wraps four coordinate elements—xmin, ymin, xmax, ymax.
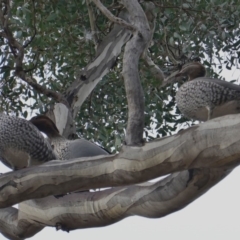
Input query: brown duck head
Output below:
<box><xmin>30</xmin><ymin>115</ymin><xmax>61</xmax><ymax>139</ymax></box>
<box><xmin>176</xmin><ymin>62</ymin><xmax>206</xmax><ymax>80</ymax></box>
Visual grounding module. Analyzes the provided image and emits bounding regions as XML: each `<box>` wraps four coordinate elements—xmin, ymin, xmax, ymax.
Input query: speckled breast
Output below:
<box><xmin>176</xmin><ymin>79</ymin><xmax>240</xmax><ymax>121</ymax></box>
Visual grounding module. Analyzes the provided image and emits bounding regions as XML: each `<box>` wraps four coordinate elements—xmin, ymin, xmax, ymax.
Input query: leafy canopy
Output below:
<box><xmin>0</xmin><ymin>0</ymin><xmax>239</xmax><ymax>151</ymax></box>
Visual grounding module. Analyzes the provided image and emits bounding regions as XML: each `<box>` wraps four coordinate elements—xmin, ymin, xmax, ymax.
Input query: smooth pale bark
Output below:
<box><xmin>0</xmin><ymin>207</ymin><xmax>43</xmax><ymax>240</ymax></box>
<box><xmin>0</xmin><ymin>168</ymin><xmax>229</xmax><ymax>239</ymax></box>
<box><xmin>48</xmin><ymin>9</ymin><xmax>132</xmax><ymax>138</ymax></box>
<box><xmin>0</xmin><ymin>1</ymin><xmax>237</xmax><ymax>239</ymax></box>
<box><xmin>122</xmin><ymin>0</ymin><xmax>150</xmax><ymax>146</ymax></box>
<box><xmin>65</xmin><ymin>10</ymin><xmax>132</xmax><ymax>117</ymax></box>
<box><xmin>0</xmin><ymin>115</ymin><xmax>239</xmax><ymax>209</ymax></box>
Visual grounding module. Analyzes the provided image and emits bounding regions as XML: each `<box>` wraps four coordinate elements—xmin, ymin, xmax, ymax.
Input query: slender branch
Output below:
<box><xmin>92</xmin><ymin>0</ymin><xmax>137</xmax><ymax>32</ymax></box>
<box><xmin>142</xmin><ymin>53</ymin><xmax>165</xmax><ymax>82</ymax></box>
<box><xmin>142</xmin><ymin>2</ymin><xmax>165</xmax><ymax>83</ymax></box>
<box><xmin>65</xmin><ymin>10</ymin><xmax>132</xmax><ymax>116</ymax></box>
<box><xmin>159</xmin><ymin>69</ymin><xmax>184</xmax><ymax>87</ymax></box>
<box><xmin>164</xmin><ymin>28</ymin><xmax>179</xmax><ymax>65</ymax></box>
<box><xmin>0</xmin><ymin>1</ymin><xmax>69</xmax><ymax>106</ymax></box>
<box><xmin>86</xmin><ymin>0</ymin><xmax>99</xmax><ymax>47</ymax></box>
<box><xmin>23</xmin><ymin>26</ymin><xmax>36</xmax><ymax>49</ymax></box>
<box><xmin>18</xmin><ymin>73</ymin><xmax>69</xmax><ymax>106</ymax></box>
<box><xmin>23</xmin><ymin>0</ymin><xmax>37</xmax><ymax>48</ymax></box>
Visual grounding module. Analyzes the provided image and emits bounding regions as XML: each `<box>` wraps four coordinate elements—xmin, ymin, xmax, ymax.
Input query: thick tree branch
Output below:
<box><xmin>0</xmin><ymin>207</ymin><xmax>43</xmax><ymax>240</ymax></box>
<box><xmin>65</xmin><ymin>10</ymin><xmax>132</xmax><ymax>116</ymax></box>
<box><xmin>0</xmin><ymin>115</ymin><xmax>239</xmax><ymax>208</ymax></box>
<box><xmin>122</xmin><ymin>0</ymin><xmax>151</xmax><ymax>145</ymax></box>
<box><xmin>65</xmin><ymin>2</ymin><xmax>179</xmax><ymax>118</ymax></box>
<box><xmin>6</xmin><ymin>168</ymin><xmax>228</xmax><ymax>236</ymax></box>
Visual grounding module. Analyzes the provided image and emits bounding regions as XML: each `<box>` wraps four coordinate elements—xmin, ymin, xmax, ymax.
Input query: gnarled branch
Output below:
<box><xmin>0</xmin><ymin>167</ymin><xmax>229</xmax><ymax>238</ymax></box>
<box><xmin>0</xmin><ymin>115</ymin><xmax>239</xmax><ymax>208</ymax></box>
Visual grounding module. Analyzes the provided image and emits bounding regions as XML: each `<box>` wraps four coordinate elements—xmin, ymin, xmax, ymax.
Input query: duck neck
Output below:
<box><xmin>47</xmin><ymin>133</ymin><xmax>65</xmax><ymax>143</ymax></box>
<box><xmin>179</xmin><ymin>62</ymin><xmax>206</xmax><ymax>80</ymax></box>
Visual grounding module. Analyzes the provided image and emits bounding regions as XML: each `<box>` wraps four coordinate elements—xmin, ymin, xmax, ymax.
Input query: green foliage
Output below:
<box><xmin>0</xmin><ymin>0</ymin><xmax>239</xmax><ymax>151</ymax></box>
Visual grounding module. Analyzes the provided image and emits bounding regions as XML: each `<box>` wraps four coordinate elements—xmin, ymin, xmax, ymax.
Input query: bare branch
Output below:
<box><xmin>92</xmin><ymin>0</ymin><xmax>137</xmax><ymax>32</ymax></box>
<box><xmin>142</xmin><ymin>2</ymin><xmax>165</xmax><ymax>82</ymax></box>
<box><xmin>0</xmin><ymin>1</ymin><xmax>69</xmax><ymax>106</ymax></box>
<box><xmin>0</xmin><ymin>207</ymin><xmax>43</xmax><ymax>239</ymax></box>
<box><xmin>163</xmin><ymin>28</ymin><xmax>180</xmax><ymax>65</ymax></box>
<box><xmin>7</xmin><ymin>168</ymin><xmax>228</xmax><ymax>235</ymax></box>
<box><xmin>159</xmin><ymin>70</ymin><xmax>183</xmax><ymax>87</ymax></box>
<box><xmin>17</xmin><ymin>73</ymin><xmax>69</xmax><ymax>106</ymax></box>
<box><xmin>23</xmin><ymin>0</ymin><xmax>37</xmax><ymax>48</ymax></box>
<box><xmin>86</xmin><ymin>0</ymin><xmax>99</xmax><ymax>47</ymax></box>
<box><xmin>23</xmin><ymin>26</ymin><xmax>36</xmax><ymax>49</ymax></box>
<box><xmin>65</xmin><ymin>10</ymin><xmax>132</xmax><ymax>116</ymax></box>
<box><xmin>121</xmin><ymin>0</ymin><xmax>151</xmax><ymax>145</ymax></box>
<box><xmin>142</xmin><ymin>53</ymin><xmax>165</xmax><ymax>82</ymax></box>
<box><xmin>0</xmin><ymin>115</ymin><xmax>239</xmax><ymax>207</ymax></box>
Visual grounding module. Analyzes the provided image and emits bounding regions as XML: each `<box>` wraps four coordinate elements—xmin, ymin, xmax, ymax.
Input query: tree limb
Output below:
<box><xmin>0</xmin><ymin>168</ymin><xmax>227</xmax><ymax>237</ymax></box>
<box><xmin>65</xmin><ymin>10</ymin><xmax>132</xmax><ymax>116</ymax></box>
<box><xmin>121</xmin><ymin>0</ymin><xmax>151</xmax><ymax>146</ymax></box>
<box><xmin>0</xmin><ymin>114</ymin><xmax>239</xmax><ymax>208</ymax></box>
<box><xmin>142</xmin><ymin>2</ymin><xmax>165</xmax><ymax>83</ymax></box>
<box><xmin>0</xmin><ymin>1</ymin><xmax>68</xmax><ymax>106</ymax></box>
<box><xmin>0</xmin><ymin>207</ymin><xmax>43</xmax><ymax>239</ymax></box>
<box><xmin>86</xmin><ymin>0</ymin><xmax>99</xmax><ymax>47</ymax></box>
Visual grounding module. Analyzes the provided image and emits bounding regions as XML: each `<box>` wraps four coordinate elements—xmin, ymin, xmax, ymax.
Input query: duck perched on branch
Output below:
<box><xmin>0</xmin><ymin>114</ymin><xmax>57</xmax><ymax>170</ymax></box>
<box><xmin>176</xmin><ymin>62</ymin><xmax>240</xmax><ymax>121</ymax></box>
<box><xmin>30</xmin><ymin>115</ymin><xmax>109</xmax><ymax>160</ymax></box>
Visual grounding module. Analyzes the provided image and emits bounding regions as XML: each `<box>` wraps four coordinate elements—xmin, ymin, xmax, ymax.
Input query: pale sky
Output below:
<box><xmin>0</xmin><ymin>67</ymin><xmax>240</xmax><ymax>239</ymax></box>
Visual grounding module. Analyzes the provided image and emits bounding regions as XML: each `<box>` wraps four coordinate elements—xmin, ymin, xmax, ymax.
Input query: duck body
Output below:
<box><xmin>50</xmin><ymin>136</ymin><xmax>109</xmax><ymax>160</ymax></box>
<box><xmin>30</xmin><ymin>115</ymin><xmax>109</xmax><ymax>160</ymax></box>
<box><xmin>0</xmin><ymin>113</ymin><xmax>57</xmax><ymax>170</ymax></box>
<box><xmin>176</xmin><ymin>77</ymin><xmax>240</xmax><ymax>121</ymax></box>
<box><xmin>176</xmin><ymin>63</ymin><xmax>240</xmax><ymax>121</ymax></box>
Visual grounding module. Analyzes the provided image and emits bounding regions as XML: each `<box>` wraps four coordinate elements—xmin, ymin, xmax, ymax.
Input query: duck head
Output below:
<box><xmin>175</xmin><ymin>62</ymin><xmax>206</xmax><ymax>80</ymax></box>
<box><xmin>30</xmin><ymin>115</ymin><xmax>61</xmax><ymax>139</ymax></box>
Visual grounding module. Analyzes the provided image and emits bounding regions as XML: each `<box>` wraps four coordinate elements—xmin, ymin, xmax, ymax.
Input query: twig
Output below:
<box><xmin>86</xmin><ymin>0</ymin><xmax>99</xmax><ymax>47</ymax></box>
<box><xmin>141</xmin><ymin>2</ymin><xmax>165</xmax><ymax>83</ymax></box>
<box><xmin>92</xmin><ymin>0</ymin><xmax>137</xmax><ymax>32</ymax></box>
<box><xmin>23</xmin><ymin>26</ymin><xmax>36</xmax><ymax>48</ymax></box>
<box><xmin>163</xmin><ymin>28</ymin><xmax>179</xmax><ymax>65</ymax></box>
<box><xmin>142</xmin><ymin>53</ymin><xmax>165</xmax><ymax>82</ymax></box>
<box><xmin>0</xmin><ymin>1</ymin><xmax>69</xmax><ymax>106</ymax></box>
<box><xmin>17</xmin><ymin>72</ymin><xmax>68</xmax><ymax>106</ymax></box>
